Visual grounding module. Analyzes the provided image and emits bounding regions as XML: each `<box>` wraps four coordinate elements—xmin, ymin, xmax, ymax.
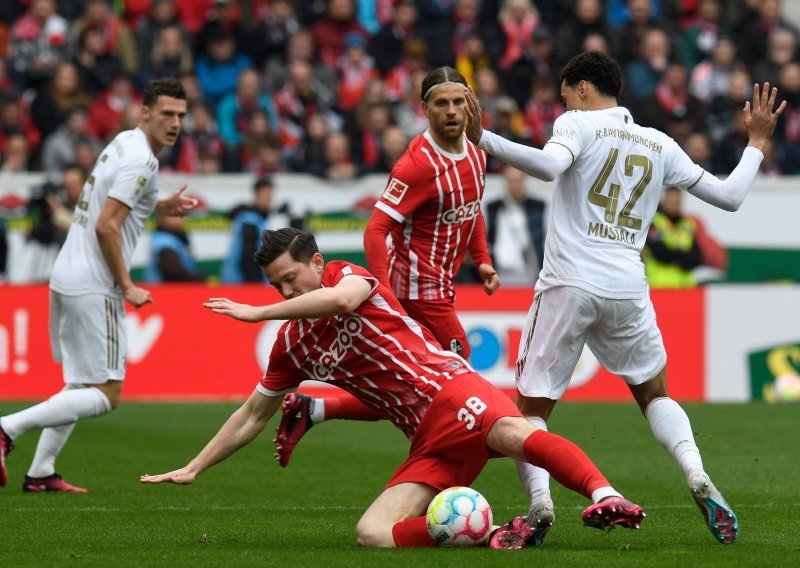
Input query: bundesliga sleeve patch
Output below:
<box><xmin>382</xmin><ymin>177</ymin><xmax>409</xmax><ymax>205</ymax></box>
<box><xmin>341</xmin><ymin>265</ymin><xmax>352</xmax><ymax>276</ymax></box>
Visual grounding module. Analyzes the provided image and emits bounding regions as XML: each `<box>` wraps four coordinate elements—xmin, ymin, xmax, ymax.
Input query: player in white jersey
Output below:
<box><xmin>463</xmin><ymin>51</ymin><xmax>786</xmax><ymax>546</ymax></box>
<box><xmin>0</xmin><ymin>78</ymin><xmax>197</xmax><ymax>493</ymax></box>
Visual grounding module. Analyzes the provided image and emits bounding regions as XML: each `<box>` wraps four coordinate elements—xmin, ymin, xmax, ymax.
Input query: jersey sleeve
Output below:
<box><xmin>107</xmin><ymin>155</ymin><xmax>155</xmax><ymax>209</ymax></box>
<box><xmin>546</xmin><ymin>112</ymin><xmax>589</xmax><ymax>161</ymax></box>
<box><xmin>258</xmin><ymin>323</ymin><xmax>301</xmax><ymax>395</ymax></box>
<box><xmin>323</xmin><ymin>261</ymin><xmax>379</xmax><ymax>294</ymax></box>
<box><xmin>374</xmin><ymin>155</ymin><xmax>431</xmax><ymax>223</ymax></box>
<box><xmin>662</xmin><ymin>137</ymin><xmax>705</xmax><ymax>189</ymax></box>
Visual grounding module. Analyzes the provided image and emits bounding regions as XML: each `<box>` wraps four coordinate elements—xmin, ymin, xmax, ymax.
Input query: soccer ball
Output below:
<box><xmin>426</xmin><ymin>486</ymin><xmax>493</xmax><ymax>547</ymax></box>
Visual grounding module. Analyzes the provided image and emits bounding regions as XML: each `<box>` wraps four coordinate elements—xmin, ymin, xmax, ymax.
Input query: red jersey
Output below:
<box><xmin>258</xmin><ymin>261</ymin><xmax>473</xmax><ymax>439</ymax></box>
<box><xmin>374</xmin><ymin>131</ymin><xmax>491</xmax><ymax>301</ymax></box>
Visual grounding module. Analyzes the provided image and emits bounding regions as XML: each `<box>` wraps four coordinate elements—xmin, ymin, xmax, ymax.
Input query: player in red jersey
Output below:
<box><xmin>140</xmin><ymin>228</ymin><xmax>645</xmax><ymax>549</ymax></box>
<box><xmin>272</xmin><ymin>67</ymin><xmax>503</xmax><ymax>469</ymax></box>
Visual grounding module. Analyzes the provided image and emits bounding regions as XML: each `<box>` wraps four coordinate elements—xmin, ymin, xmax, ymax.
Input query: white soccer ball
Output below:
<box><xmin>774</xmin><ymin>373</ymin><xmax>800</xmax><ymax>402</ymax></box>
<box><xmin>426</xmin><ymin>486</ymin><xmax>493</xmax><ymax>547</ymax></box>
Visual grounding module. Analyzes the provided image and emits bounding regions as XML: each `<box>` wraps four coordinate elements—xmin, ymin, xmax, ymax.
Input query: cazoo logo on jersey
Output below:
<box><xmin>442</xmin><ymin>200</ymin><xmax>481</xmax><ymax>225</ymax></box>
<box><xmin>312</xmin><ymin>316</ymin><xmax>363</xmax><ymax>380</ymax></box>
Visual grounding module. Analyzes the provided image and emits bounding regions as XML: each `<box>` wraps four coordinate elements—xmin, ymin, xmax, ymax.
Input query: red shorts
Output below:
<box><xmin>386</xmin><ymin>372</ymin><xmax>520</xmax><ymax>491</ymax></box>
<box><xmin>399</xmin><ymin>298</ymin><xmax>471</xmax><ymax>359</ymax></box>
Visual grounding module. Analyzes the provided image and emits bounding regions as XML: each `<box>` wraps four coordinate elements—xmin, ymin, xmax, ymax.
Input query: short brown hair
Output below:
<box><xmin>143</xmin><ymin>78</ymin><xmax>187</xmax><ymax>107</ymax></box>
<box><xmin>255</xmin><ymin>228</ymin><xmax>319</xmax><ymax>267</ymax></box>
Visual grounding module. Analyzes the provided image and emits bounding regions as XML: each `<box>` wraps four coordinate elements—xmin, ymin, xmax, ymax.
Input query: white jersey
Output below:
<box><xmin>50</xmin><ymin>128</ymin><xmax>159</xmax><ymax>296</ymax></box>
<box><xmin>538</xmin><ymin>107</ymin><xmax>703</xmax><ymax>299</ymax></box>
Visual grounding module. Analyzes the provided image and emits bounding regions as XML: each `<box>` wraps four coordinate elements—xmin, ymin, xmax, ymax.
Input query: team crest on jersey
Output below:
<box><xmin>449</xmin><ymin>338</ymin><xmax>463</xmax><ymax>354</ymax></box>
<box><xmin>383</xmin><ymin>177</ymin><xmax>409</xmax><ymax>205</ymax></box>
<box><xmin>137</xmin><ymin>176</ymin><xmax>148</xmax><ymax>187</ymax></box>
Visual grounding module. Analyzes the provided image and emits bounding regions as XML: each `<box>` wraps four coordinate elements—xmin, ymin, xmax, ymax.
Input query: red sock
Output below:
<box><xmin>392</xmin><ymin>516</ymin><xmax>436</xmax><ymax>547</ymax></box>
<box><xmin>522</xmin><ymin>430</ymin><xmax>610</xmax><ymax>499</ymax></box>
<box><xmin>324</xmin><ymin>394</ymin><xmax>383</xmax><ymax>421</ymax></box>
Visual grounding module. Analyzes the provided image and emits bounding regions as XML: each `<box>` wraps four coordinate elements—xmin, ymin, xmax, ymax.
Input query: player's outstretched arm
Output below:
<box><xmin>140</xmin><ymin>390</ymin><xmax>282</xmax><ymax>485</ymax></box>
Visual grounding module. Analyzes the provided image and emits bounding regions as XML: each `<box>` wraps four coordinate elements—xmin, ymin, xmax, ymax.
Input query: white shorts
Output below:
<box><xmin>516</xmin><ymin>286</ymin><xmax>666</xmax><ymax>399</ymax></box>
<box><xmin>50</xmin><ymin>290</ymin><xmax>126</xmax><ymax>384</ymax></box>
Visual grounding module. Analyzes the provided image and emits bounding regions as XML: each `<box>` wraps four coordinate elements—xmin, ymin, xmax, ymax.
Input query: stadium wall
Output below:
<box><xmin>1</xmin><ymin>284</ymin><xmax>797</xmax><ymax>403</ymax></box>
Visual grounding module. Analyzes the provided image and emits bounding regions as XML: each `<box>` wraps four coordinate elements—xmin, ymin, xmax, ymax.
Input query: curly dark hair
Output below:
<box><xmin>254</xmin><ymin>228</ymin><xmax>319</xmax><ymax>267</ymax></box>
<box><xmin>420</xmin><ymin>66</ymin><xmax>468</xmax><ymax>101</ymax></box>
<box><xmin>142</xmin><ymin>78</ymin><xmax>187</xmax><ymax>107</ymax></box>
<box><xmin>560</xmin><ymin>51</ymin><xmax>623</xmax><ymax>99</ymax></box>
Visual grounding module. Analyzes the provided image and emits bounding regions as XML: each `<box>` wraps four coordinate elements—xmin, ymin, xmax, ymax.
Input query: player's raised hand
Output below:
<box><xmin>140</xmin><ymin>467</ymin><xmax>196</xmax><ymax>485</ymax></box>
<box><xmin>744</xmin><ymin>82</ymin><xmax>787</xmax><ymax>151</ymax></box>
<box><xmin>464</xmin><ymin>87</ymin><xmax>484</xmax><ymax>145</ymax></box>
<box><xmin>477</xmin><ymin>263</ymin><xmax>500</xmax><ymax>296</ymax></box>
<box><xmin>203</xmin><ymin>298</ymin><xmax>265</xmax><ymax>322</ymax></box>
<box><xmin>157</xmin><ymin>185</ymin><xmax>199</xmax><ymax>217</ymax></box>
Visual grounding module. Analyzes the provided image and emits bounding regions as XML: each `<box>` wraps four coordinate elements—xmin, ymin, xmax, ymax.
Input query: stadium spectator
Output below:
<box><xmin>195</xmin><ymin>0</ymin><xmax>246</xmax><ymax>59</ymax></box>
<box><xmin>463</xmin><ymin>49</ymin><xmax>785</xmax><ymax>547</ymax></box>
<box><xmin>455</xmin><ymin>32</ymin><xmax>493</xmax><ymax>93</ymax></box>
<box><xmin>195</xmin><ymin>31</ymin><xmax>253</xmax><ymax>108</ymax></box>
<box><xmin>394</xmin><ymin>69</ymin><xmax>429</xmax><ymax>139</ymax></box>
<box><xmin>238</xmin><ymin>0</ymin><xmax>299</xmax><ymax>70</ymax></box>
<box><xmin>0</xmin><ymin>95</ymin><xmax>40</xmax><ymax>155</ymax></box>
<box><xmin>216</xmin><ymin>69</ymin><xmax>277</xmax><ymax>164</ymax></box>
<box><xmin>384</xmin><ymin>38</ymin><xmax>428</xmax><ymax>103</ymax></box>
<box><xmin>8</xmin><ymin>0</ymin><xmax>69</xmax><ymax>90</ymax></box>
<box><xmin>683</xmin><ymin>132</ymin><xmax>714</xmax><ymax>172</ymax></box>
<box><xmin>644</xmin><ymin>186</ymin><xmax>728</xmax><ymax>288</ymax></box>
<box><xmin>313</xmin><ymin>132</ymin><xmax>360</xmax><ymax>181</ymax></box>
<box><xmin>69</xmin><ymin>0</ymin><xmax>138</xmax><ymax>77</ymax></box>
<box><xmin>504</xmin><ymin>24</ymin><xmax>558</xmax><ymax>107</ymax></box>
<box><xmin>88</xmin><ymin>75</ymin><xmax>141</xmax><ymax>143</ymax></box>
<box><xmin>311</xmin><ymin>0</ymin><xmax>366</xmax><ymax>69</ymax></box>
<box><xmin>238</xmin><ymin>110</ymin><xmax>276</xmax><ymax>172</ymax></box>
<box><xmin>290</xmin><ymin>111</ymin><xmax>329</xmax><ymax>173</ymax></box>
<box><xmin>132</xmin><ymin>0</ymin><xmax>190</xmax><ymax>88</ymax></box>
<box><xmin>40</xmin><ymin>107</ymin><xmax>102</xmax><ymax>174</ymax></box>
<box><xmin>497</xmin><ymin>0</ymin><xmax>539</xmax><ymax>72</ymax></box>
<box><xmin>336</xmin><ymin>32</ymin><xmax>379</xmax><ymax>114</ymax></box>
<box><xmin>144</xmin><ymin>211</ymin><xmax>204</xmax><ymax>282</ymax></box>
<box><xmin>147</xmin><ymin>25</ymin><xmax>194</xmax><ymax>81</ymax></box>
<box><xmin>0</xmin><ymin>78</ymin><xmax>198</xmax><ymax>494</ymax></box>
<box><xmin>140</xmin><ymin>227</ymin><xmax>646</xmax><ymax>550</ymax></box>
<box><xmin>610</xmin><ymin>0</ymin><xmax>659</xmax><ymax>66</ymax></box>
<box><xmin>675</xmin><ymin>0</ymin><xmax>727</xmax><ymax>70</ymax></box>
<box><xmin>775</xmin><ymin>61</ymin><xmax>800</xmax><ymax>174</ymax></box>
<box><xmin>688</xmin><ymin>36</ymin><xmax>744</xmax><ymax>104</ymax></box>
<box><xmin>752</xmin><ymin>27</ymin><xmax>798</xmax><ymax>88</ymax></box>
<box><xmin>74</xmin><ymin>139</ymin><xmax>100</xmax><ymax>175</ymax></box>
<box><xmin>737</xmin><ymin>0</ymin><xmax>800</xmax><ymax>69</ymax></box>
<box><xmin>707</xmin><ymin>67</ymin><xmax>752</xmax><ymax>162</ymax></box>
<box><xmin>263</xmin><ymin>28</ymin><xmax>337</xmax><ymax>96</ymax></box>
<box><xmin>485</xmin><ymin>96</ymin><xmax>526</xmax><ymax>173</ymax></box>
<box><xmin>0</xmin><ymin>133</ymin><xmax>32</xmax><ymax>173</ymax></box>
<box><xmin>372</xmin><ymin>125</ymin><xmax>409</xmax><ymax>173</ymax></box>
<box><xmin>485</xmin><ymin>165</ymin><xmax>546</xmax><ymax>286</ymax></box>
<box><xmin>623</xmin><ymin>27</ymin><xmax>672</xmax><ymax>102</ymax></box>
<box><xmin>30</xmin><ymin>61</ymin><xmax>90</xmax><ymax>140</ymax></box>
<box><xmin>350</xmin><ymin>102</ymin><xmax>394</xmax><ymax>172</ymax></box>
<box><xmin>172</xmin><ymin>101</ymin><xmax>223</xmax><ymax>173</ymax></box>
<box><xmin>370</xmin><ymin>0</ymin><xmax>418</xmax><ymax>74</ymax></box>
<box><xmin>72</xmin><ymin>27</ymin><xmax>122</xmax><ymax>96</ymax></box>
<box><xmin>524</xmin><ymin>75</ymin><xmax>565</xmax><ymax>149</ymax></box>
<box><xmin>246</xmin><ymin>133</ymin><xmax>286</xmax><ymax>176</ymax></box>
<box><xmin>554</xmin><ymin>0</ymin><xmax>609</xmax><ymax>67</ymax></box>
<box><xmin>221</xmin><ymin>177</ymin><xmax>290</xmax><ymax>283</ymax></box>
<box><xmin>634</xmin><ymin>62</ymin><xmax>708</xmax><ymax>143</ymax></box>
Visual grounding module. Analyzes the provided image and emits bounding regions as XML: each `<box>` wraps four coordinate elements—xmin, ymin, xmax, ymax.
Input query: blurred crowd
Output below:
<box><xmin>0</xmin><ymin>0</ymin><xmax>799</xmax><ymax>181</ymax></box>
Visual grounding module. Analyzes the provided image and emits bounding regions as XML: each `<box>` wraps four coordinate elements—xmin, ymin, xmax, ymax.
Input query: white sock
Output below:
<box><xmin>0</xmin><ymin>386</ymin><xmax>112</xmax><ymax>440</ymax></box>
<box><xmin>591</xmin><ymin>486</ymin><xmax>622</xmax><ymax>503</ymax></box>
<box><xmin>27</xmin><ymin>422</ymin><xmax>76</xmax><ymax>478</ymax></box>
<box><xmin>646</xmin><ymin>397</ymin><xmax>704</xmax><ymax>479</ymax></box>
<box><xmin>310</xmin><ymin>398</ymin><xmax>325</xmax><ymax>424</ymax></box>
<box><xmin>516</xmin><ymin>416</ymin><xmax>552</xmax><ymax>503</ymax></box>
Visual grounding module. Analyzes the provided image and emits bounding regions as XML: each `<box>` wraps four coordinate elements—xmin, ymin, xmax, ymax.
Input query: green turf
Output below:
<box><xmin>0</xmin><ymin>402</ymin><xmax>797</xmax><ymax>567</ymax></box>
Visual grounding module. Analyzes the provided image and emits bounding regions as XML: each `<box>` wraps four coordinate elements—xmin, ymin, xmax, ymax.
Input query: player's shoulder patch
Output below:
<box><xmin>382</xmin><ymin>177</ymin><xmax>409</xmax><ymax>205</ymax></box>
<box><xmin>341</xmin><ymin>264</ymin><xmax>353</xmax><ymax>276</ymax></box>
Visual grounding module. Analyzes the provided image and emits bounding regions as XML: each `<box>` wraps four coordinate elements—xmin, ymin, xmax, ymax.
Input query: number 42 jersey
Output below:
<box><xmin>539</xmin><ymin>107</ymin><xmax>704</xmax><ymax>299</ymax></box>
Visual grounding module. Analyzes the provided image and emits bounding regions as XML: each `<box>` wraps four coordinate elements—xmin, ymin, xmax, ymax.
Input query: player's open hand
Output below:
<box><xmin>744</xmin><ymin>82</ymin><xmax>787</xmax><ymax>151</ymax></box>
<box><xmin>140</xmin><ymin>467</ymin><xmax>196</xmax><ymax>485</ymax></box>
<box><xmin>463</xmin><ymin>88</ymin><xmax>484</xmax><ymax>145</ymax></box>
<box><xmin>157</xmin><ymin>185</ymin><xmax>199</xmax><ymax>217</ymax></box>
<box><xmin>477</xmin><ymin>263</ymin><xmax>500</xmax><ymax>295</ymax></box>
<box><xmin>204</xmin><ymin>298</ymin><xmax>265</xmax><ymax>322</ymax></box>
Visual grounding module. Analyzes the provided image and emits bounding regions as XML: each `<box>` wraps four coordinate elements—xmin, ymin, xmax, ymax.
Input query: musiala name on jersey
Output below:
<box><xmin>588</xmin><ymin>222</ymin><xmax>636</xmax><ymax>244</ymax></box>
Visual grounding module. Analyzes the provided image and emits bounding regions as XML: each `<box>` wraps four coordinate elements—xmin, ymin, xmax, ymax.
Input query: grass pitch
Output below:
<box><xmin>0</xmin><ymin>401</ymin><xmax>797</xmax><ymax>567</ymax></box>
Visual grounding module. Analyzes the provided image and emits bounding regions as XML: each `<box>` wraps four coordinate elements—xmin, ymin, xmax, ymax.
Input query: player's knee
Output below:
<box><xmin>355</xmin><ymin>519</ymin><xmax>393</xmax><ymax>548</ymax></box>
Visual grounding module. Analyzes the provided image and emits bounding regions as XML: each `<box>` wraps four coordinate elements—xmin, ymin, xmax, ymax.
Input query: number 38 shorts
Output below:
<box><xmin>516</xmin><ymin>285</ymin><xmax>667</xmax><ymax>399</ymax></box>
<box><xmin>50</xmin><ymin>290</ymin><xmax>127</xmax><ymax>384</ymax></box>
<box><xmin>386</xmin><ymin>372</ymin><xmax>520</xmax><ymax>491</ymax></box>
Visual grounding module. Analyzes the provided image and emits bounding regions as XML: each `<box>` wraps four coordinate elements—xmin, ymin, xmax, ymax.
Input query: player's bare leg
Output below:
<box><xmin>356</xmin><ymin>482</ymin><xmax>437</xmax><ymax>547</ymax></box>
<box><xmin>631</xmin><ymin>369</ymin><xmax>738</xmax><ymax>544</ymax></box>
